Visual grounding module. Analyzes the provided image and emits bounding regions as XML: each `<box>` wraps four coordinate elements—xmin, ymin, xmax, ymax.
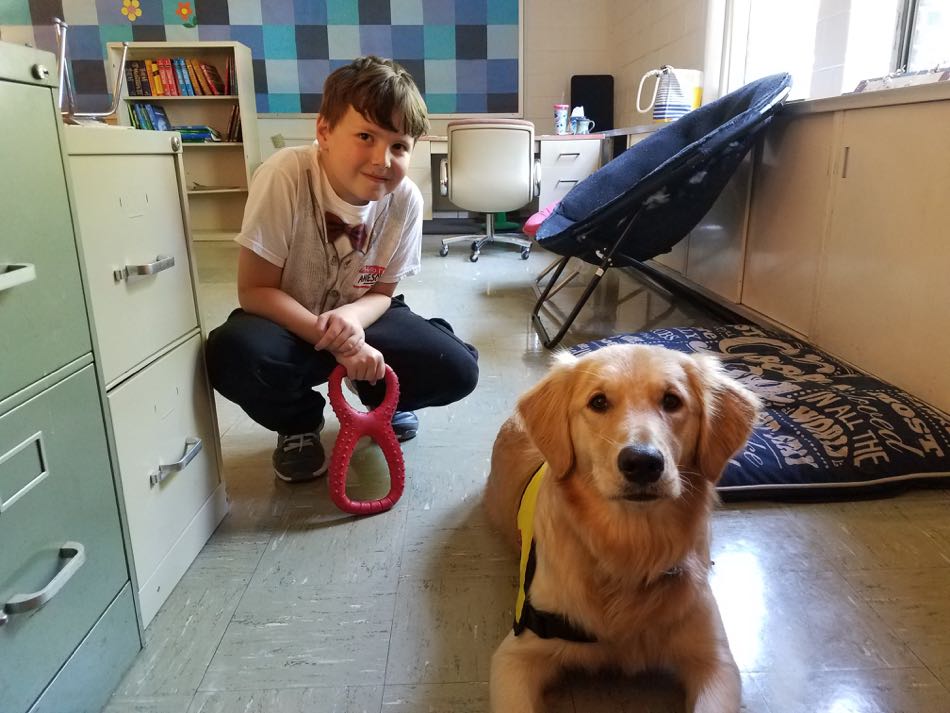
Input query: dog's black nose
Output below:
<box><xmin>618</xmin><ymin>445</ymin><xmax>664</xmax><ymax>485</ymax></box>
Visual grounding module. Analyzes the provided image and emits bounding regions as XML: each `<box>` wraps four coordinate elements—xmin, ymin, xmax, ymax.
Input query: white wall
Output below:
<box><xmin>607</xmin><ymin>0</ymin><xmax>711</xmax><ymax>128</ymax></box>
<box><xmin>522</xmin><ymin>0</ymin><xmax>613</xmax><ymax>132</ymax></box>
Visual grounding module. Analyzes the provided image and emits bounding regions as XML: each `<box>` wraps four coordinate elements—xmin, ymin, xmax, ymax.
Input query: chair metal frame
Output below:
<box><xmin>531</xmin><ymin>76</ymin><xmax>791</xmax><ymax>348</ymax></box>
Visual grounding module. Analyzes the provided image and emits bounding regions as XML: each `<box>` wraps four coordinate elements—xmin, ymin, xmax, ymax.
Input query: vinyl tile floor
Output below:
<box><xmin>104</xmin><ymin>238</ymin><xmax>950</xmax><ymax>713</ymax></box>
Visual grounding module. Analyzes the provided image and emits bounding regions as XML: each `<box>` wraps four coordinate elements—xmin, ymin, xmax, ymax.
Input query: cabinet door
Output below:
<box><xmin>69</xmin><ymin>153</ymin><xmax>199</xmax><ymax>386</ymax></box>
<box><xmin>813</xmin><ymin>102</ymin><xmax>950</xmax><ymax>413</ymax></box>
<box><xmin>0</xmin><ymin>367</ymin><xmax>127</xmax><ymax>713</ymax></box>
<box><xmin>742</xmin><ymin>113</ymin><xmax>837</xmax><ymax>336</ymax></box>
<box><xmin>684</xmin><ymin>156</ymin><xmax>754</xmax><ymax>303</ymax></box>
<box><xmin>0</xmin><ymin>81</ymin><xmax>90</xmax><ymax>402</ymax></box>
<box><xmin>107</xmin><ymin>333</ymin><xmax>222</xmax><ymax>626</ymax></box>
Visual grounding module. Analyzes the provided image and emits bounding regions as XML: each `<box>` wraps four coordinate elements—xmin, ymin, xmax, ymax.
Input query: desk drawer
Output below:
<box><xmin>0</xmin><ymin>366</ymin><xmax>127</xmax><ymax>713</ymax></box>
<box><xmin>0</xmin><ymin>81</ymin><xmax>91</xmax><ymax>402</ymax></box>
<box><xmin>540</xmin><ymin>139</ymin><xmax>601</xmax><ymax>206</ymax></box>
<box><xmin>69</xmin><ymin>153</ymin><xmax>198</xmax><ymax>386</ymax></box>
<box><xmin>107</xmin><ymin>332</ymin><xmax>221</xmax><ymax>625</ymax></box>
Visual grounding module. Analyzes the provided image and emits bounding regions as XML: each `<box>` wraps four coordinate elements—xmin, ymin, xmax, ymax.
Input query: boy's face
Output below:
<box><xmin>316</xmin><ymin>106</ymin><xmax>414</xmax><ymax>205</ymax></box>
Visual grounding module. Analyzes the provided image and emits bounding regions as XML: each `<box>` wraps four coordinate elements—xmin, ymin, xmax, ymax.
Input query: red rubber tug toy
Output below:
<box><xmin>326</xmin><ymin>364</ymin><xmax>405</xmax><ymax>515</ymax></box>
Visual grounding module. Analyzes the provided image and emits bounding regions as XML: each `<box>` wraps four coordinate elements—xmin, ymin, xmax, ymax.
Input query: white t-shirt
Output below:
<box><xmin>236</xmin><ymin>144</ymin><xmax>423</xmax><ymax>314</ymax></box>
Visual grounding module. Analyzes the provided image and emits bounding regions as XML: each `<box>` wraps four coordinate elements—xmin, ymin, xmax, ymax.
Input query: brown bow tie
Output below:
<box><xmin>325</xmin><ymin>211</ymin><xmax>368</xmax><ymax>253</ymax></box>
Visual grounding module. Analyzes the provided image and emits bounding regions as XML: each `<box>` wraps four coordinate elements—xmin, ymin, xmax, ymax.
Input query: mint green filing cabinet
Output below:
<box><xmin>0</xmin><ymin>41</ymin><xmax>141</xmax><ymax>712</ymax></box>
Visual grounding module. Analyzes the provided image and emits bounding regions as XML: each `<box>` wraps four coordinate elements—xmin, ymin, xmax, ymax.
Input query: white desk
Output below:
<box><xmin>415</xmin><ymin>133</ymin><xmax>609</xmax><ymax>219</ymax></box>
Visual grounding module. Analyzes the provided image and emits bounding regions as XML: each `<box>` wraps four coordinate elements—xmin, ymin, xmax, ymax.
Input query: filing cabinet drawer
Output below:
<box><xmin>107</xmin><ymin>332</ymin><xmax>221</xmax><ymax>625</ymax></box>
<box><xmin>539</xmin><ymin>139</ymin><xmax>601</xmax><ymax>206</ymax></box>
<box><xmin>0</xmin><ymin>80</ymin><xmax>91</xmax><ymax>402</ymax></box>
<box><xmin>68</xmin><ymin>152</ymin><xmax>198</xmax><ymax>386</ymax></box>
<box><xmin>0</xmin><ymin>366</ymin><xmax>127</xmax><ymax>713</ymax></box>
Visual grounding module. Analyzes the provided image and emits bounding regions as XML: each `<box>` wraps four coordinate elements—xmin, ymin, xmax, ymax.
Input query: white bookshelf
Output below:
<box><xmin>108</xmin><ymin>41</ymin><xmax>260</xmax><ymax>242</ymax></box>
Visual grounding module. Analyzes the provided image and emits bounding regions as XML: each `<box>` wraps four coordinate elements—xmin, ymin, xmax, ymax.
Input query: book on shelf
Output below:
<box><xmin>200</xmin><ymin>62</ymin><xmax>226</xmax><ymax>95</ymax></box>
<box><xmin>173</xmin><ymin>58</ymin><xmax>194</xmax><ymax>96</ymax></box>
<box><xmin>174</xmin><ymin>125</ymin><xmax>223</xmax><ymax>142</ymax></box>
<box><xmin>157</xmin><ymin>58</ymin><xmax>177</xmax><ymax>96</ymax></box>
<box><xmin>129</xmin><ymin>102</ymin><xmax>171</xmax><ymax>131</ymax></box>
<box><xmin>184</xmin><ymin>59</ymin><xmax>202</xmax><ymax>95</ymax></box>
<box><xmin>224</xmin><ymin>56</ymin><xmax>233</xmax><ymax>95</ymax></box>
<box><xmin>224</xmin><ymin>105</ymin><xmax>242</xmax><ymax>142</ymax></box>
<box><xmin>124</xmin><ymin>58</ymin><xmax>231</xmax><ymax>97</ymax></box>
<box><xmin>145</xmin><ymin>59</ymin><xmax>163</xmax><ymax>95</ymax></box>
<box><xmin>187</xmin><ymin>58</ymin><xmax>212</xmax><ymax>95</ymax></box>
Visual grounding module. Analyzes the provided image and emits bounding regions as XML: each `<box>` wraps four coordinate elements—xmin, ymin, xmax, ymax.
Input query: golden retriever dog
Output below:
<box><xmin>485</xmin><ymin>344</ymin><xmax>760</xmax><ymax>713</ymax></box>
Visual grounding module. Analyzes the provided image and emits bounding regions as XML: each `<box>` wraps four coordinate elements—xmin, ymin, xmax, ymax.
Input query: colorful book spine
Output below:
<box><xmin>184</xmin><ymin>58</ymin><xmax>202</xmax><ymax>95</ymax></box>
<box><xmin>159</xmin><ymin>58</ymin><xmax>179</xmax><ymax>96</ymax></box>
<box><xmin>135</xmin><ymin>61</ymin><xmax>152</xmax><ymax>95</ymax></box>
<box><xmin>199</xmin><ymin>62</ymin><xmax>224</xmax><ymax>95</ymax></box>
<box><xmin>145</xmin><ymin>59</ymin><xmax>163</xmax><ymax>95</ymax></box>
<box><xmin>174</xmin><ymin>58</ymin><xmax>194</xmax><ymax>96</ymax></box>
<box><xmin>189</xmin><ymin>58</ymin><xmax>211</xmax><ymax>95</ymax></box>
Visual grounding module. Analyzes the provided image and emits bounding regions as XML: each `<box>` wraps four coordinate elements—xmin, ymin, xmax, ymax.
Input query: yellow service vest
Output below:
<box><xmin>513</xmin><ymin>464</ymin><xmax>595</xmax><ymax>643</ymax></box>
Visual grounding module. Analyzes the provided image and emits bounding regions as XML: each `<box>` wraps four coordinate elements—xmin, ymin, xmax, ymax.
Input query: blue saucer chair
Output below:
<box><xmin>531</xmin><ymin>73</ymin><xmax>792</xmax><ymax>348</ymax></box>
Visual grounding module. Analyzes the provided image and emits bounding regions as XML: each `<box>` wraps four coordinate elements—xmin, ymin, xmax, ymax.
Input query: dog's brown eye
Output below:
<box><xmin>588</xmin><ymin>393</ymin><xmax>609</xmax><ymax>412</ymax></box>
<box><xmin>661</xmin><ymin>392</ymin><xmax>683</xmax><ymax>412</ymax></box>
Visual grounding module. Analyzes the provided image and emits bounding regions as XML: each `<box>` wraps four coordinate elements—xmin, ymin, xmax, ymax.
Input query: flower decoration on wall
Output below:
<box><xmin>121</xmin><ymin>0</ymin><xmax>142</xmax><ymax>22</ymax></box>
<box><xmin>177</xmin><ymin>1</ymin><xmax>198</xmax><ymax>27</ymax></box>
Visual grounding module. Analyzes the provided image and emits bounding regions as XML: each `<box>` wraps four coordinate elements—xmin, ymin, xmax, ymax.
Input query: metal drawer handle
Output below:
<box><xmin>0</xmin><ymin>542</ymin><xmax>86</xmax><ymax>626</ymax></box>
<box><xmin>0</xmin><ymin>263</ymin><xmax>37</xmax><ymax>293</ymax></box>
<box><xmin>557</xmin><ymin>152</ymin><xmax>580</xmax><ymax>159</ymax></box>
<box><xmin>113</xmin><ymin>255</ymin><xmax>175</xmax><ymax>282</ymax></box>
<box><xmin>555</xmin><ymin>179</ymin><xmax>579</xmax><ymax>186</ymax></box>
<box><xmin>150</xmin><ymin>437</ymin><xmax>203</xmax><ymax>487</ymax></box>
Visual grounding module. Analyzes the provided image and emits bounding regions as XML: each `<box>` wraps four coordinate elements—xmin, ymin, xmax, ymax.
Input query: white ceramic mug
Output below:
<box><xmin>570</xmin><ymin>117</ymin><xmax>595</xmax><ymax>134</ymax></box>
<box><xmin>637</xmin><ymin>65</ymin><xmax>703</xmax><ymax>122</ymax></box>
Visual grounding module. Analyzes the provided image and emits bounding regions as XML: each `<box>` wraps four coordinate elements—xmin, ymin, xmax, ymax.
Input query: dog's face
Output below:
<box><xmin>517</xmin><ymin>345</ymin><xmax>759</xmax><ymax>505</ymax></box>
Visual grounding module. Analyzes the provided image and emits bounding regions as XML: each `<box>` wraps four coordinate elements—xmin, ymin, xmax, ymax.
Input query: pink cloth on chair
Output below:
<box><xmin>523</xmin><ymin>200</ymin><xmax>560</xmax><ymax>237</ymax></box>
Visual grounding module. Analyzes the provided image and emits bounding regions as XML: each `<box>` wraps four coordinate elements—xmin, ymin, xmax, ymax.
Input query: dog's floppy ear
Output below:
<box><xmin>517</xmin><ymin>354</ymin><xmax>576</xmax><ymax>478</ymax></box>
<box><xmin>689</xmin><ymin>354</ymin><xmax>761</xmax><ymax>482</ymax></box>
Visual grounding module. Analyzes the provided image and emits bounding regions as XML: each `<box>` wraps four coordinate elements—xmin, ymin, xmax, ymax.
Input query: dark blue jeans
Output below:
<box><xmin>205</xmin><ymin>296</ymin><xmax>479</xmax><ymax>434</ymax></box>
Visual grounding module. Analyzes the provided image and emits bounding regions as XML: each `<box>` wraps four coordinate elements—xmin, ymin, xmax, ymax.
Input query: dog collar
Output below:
<box><xmin>513</xmin><ymin>463</ymin><xmax>597</xmax><ymax>643</ymax></box>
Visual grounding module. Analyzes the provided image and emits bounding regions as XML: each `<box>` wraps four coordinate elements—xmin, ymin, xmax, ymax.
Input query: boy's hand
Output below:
<box><xmin>313</xmin><ymin>309</ymin><xmax>365</xmax><ymax>355</ymax></box>
<box><xmin>335</xmin><ymin>343</ymin><xmax>386</xmax><ymax>384</ymax></box>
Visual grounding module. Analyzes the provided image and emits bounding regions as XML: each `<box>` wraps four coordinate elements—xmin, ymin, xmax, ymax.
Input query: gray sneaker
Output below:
<box><xmin>273</xmin><ymin>422</ymin><xmax>327</xmax><ymax>483</ymax></box>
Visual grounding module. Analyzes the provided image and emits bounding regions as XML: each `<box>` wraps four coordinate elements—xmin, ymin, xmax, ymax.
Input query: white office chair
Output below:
<box><xmin>438</xmin><ymin>119</ymin><xmax>540</xmax><ymax>262</ymax></box>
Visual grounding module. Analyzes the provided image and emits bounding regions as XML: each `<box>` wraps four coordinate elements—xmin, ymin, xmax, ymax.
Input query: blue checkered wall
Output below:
<box><xmin>1</xmin><ymin>0</ymin><xmax>520</xmax><ymax>114</ymax></box>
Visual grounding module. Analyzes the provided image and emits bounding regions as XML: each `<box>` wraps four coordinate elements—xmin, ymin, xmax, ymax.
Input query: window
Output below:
<box><xmin>720</xmin><ymin>0</ymin><xmax>946</xmax><ymax>101</ymax></box>
<box><xmin>905</xmin><ymin>0</ymin><xmax>950</xmax><ymax>71</ymax></box>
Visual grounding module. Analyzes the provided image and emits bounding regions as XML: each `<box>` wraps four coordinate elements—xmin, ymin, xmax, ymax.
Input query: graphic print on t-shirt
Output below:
<box><xmin>354</xmin><ymin>265</ymin><xmax>385</xmax><ymax>289</ymax></box>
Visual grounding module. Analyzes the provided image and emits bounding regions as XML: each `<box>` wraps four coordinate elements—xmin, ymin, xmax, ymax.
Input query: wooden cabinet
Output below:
<box><xmin>107</xmin><ymin>41</ymin><xmax>260</xmax><ymax>242</ymax></box>
<box><xmin>0</xmin><ymin>41</ymin><xmax>139</xmax><ymax>713</ymax></box>
<box><xmin>743</xmin><ymin>113</ymin><xmax>836</xmax><ymax>336</ymax></box>
<box><xmin>810</xmin><ymin>102</ymin><xmax>950</xmax><ymax>412</ymax></box>
<box><xmin>649</xmin><ymin>87</ymin><xmax>950</xmax><ymax>414</ymax></box>
<box><xmin>647</xmin><ymin>157</ymin><xmax>752</xmax><ymax>304</ymax></box>
<box><xmin>539</xmin><ymin>137</ymin><xmax>601</xmax><ymax>206</ymax></box>
<box><xmin>683</xmin><ymin>156</ymin><xmax>753</xmax><ymax>303</ymax></box>
<box><xmin>64</xmin><ymin>126</ymin><xmax>227</xmax><ymax>627</ymax></box>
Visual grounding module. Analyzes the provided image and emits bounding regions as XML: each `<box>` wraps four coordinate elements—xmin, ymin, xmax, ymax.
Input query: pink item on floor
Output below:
<box><xmin>522</xmin><ymin>200</ymin><xmax>560</xmax><ymax>237</ymax></box>
<box><xmin>327</xmin><ymin>364</ymin><xmax>405</xmax><ymax>515</ymax></box>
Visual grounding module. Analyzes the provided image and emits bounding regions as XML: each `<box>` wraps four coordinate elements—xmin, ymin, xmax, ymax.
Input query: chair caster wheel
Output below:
<box><xmin>521</xmin><ymin>248</ymin><xmax>531</xmax><ymax>260</ymax></box>
<box><xmin>470</xmin><ymin>252</ymin><xmax>479</xmax><ymax>262</ymax></box>
<box><xmin>439</xmin><ymin>245</ymin><xmax>449</xmax><ymax>257</ymax></box>
<box><xmin>471</xmin><ymin>241</ymin><xmax>480</xmax><ymax>251</ymax></box>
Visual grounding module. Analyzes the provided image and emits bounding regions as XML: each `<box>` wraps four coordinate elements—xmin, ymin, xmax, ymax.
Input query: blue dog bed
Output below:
<box><xmin>571</xmin><ymin>325</ymin><xmax>950</xmax><ymax>500</ymax></box>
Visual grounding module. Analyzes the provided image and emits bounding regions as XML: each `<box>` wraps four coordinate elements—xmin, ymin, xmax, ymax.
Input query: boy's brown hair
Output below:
<box><xmin>320</xmin><ymin>56</ymin><xmax>430</xmax><ymax>139</ymax></box>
